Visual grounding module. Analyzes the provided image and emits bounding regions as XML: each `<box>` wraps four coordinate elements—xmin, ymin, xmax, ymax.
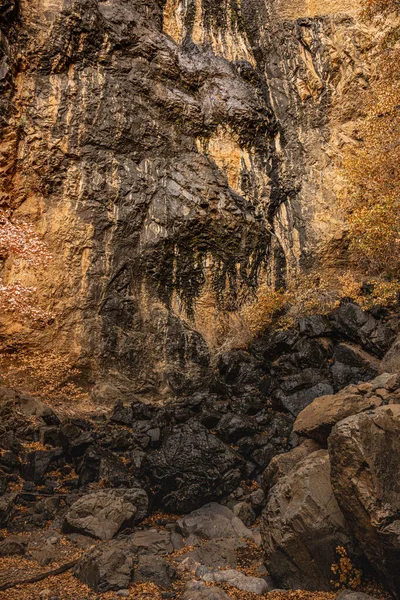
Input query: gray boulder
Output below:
<box><xmin>261</xmin><ymin>449</ymin><xmax>353</xmax><ymax>590</ymax></box>
<box><xmin>134</xmin><ymin>555</ymin><xmax>176</xmax><ymax>588</ymax></box>
<box><xmin>336</xmin><ymin>592</ymin><xmax>379</xmax><ymax>600</ymax></box>
<box><xmin>74</xmin><ymin>540</ymin><xmax>134</xmax><ymax>592</ymax></box>
<box><xmin>183</xmin><ymin>581</ymin><xmax>230</xmax><ymax>600</ymax></box>
<box><xmin>63</xmin><ymin>487</ymin><xmax>148</xmax><ymax>540</ymax></box>
<box><xmin>178</xmin><ymin>502</ymin><xmax>253</xmax><ymax>541</ymax></box>
<box><xmin>329</xmin><ymin>405</ymin><xmax>400</xmax><ymax>599</ymax></box>
<box><xmin>203</xmin><ymin>569</ymin><xmax>270</xmax><ymax>595</ymax></box>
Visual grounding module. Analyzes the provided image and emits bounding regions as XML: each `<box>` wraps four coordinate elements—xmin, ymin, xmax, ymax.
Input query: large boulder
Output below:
<box><xmin>63</xmin><ymin>487</ymin><xmax>148</xmax><ymax>540</ymax></box>
<box><xmin>74</xmin><ymin>539</ymin><xmax>134</xmax><ymax>592</ymax></box>
<box><xmin>177</xmin><ymin>503</ymin><xmax>253</xmax><ymax>541</ymax></box>
<box><xmin>293</xmin><ymin>384</ymin><xmax>383</xmax><ymax>443</ymax></box>
<box><xmin>261</xmin><ymin>439</ymin><xmax>321</xmax><ymax>494</ymax></box>
<box><xmin>261</xmin><ymin>450</ymin><xmax>353</xmax><ymax>590</ymax></box>
<box><xmin>143</xmin><ymin>422</ymin><xmax>243</xmax><ymax>512</ymax></box>
<box><xmin>329</xmin><ymin>406</ymin><xmax>400</xmax><ymax>598</ymax></box>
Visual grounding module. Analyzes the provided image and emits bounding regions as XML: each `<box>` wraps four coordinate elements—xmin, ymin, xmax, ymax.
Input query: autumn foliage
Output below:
<box><xmin>341</xmin><ymin>0</ymin><xmax>400</xmax><ymax>278</ymax></box>
<box><xmin>0</xmin><ymin>211</ymin><xmax>52</xmax><ymax>322</ymax></box>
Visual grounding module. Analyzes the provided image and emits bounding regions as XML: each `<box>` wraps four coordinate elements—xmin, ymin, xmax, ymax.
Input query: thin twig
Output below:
<box><xmin>0</xmin><ymin>559</ymin><xmax>79</xmax><ymax>591</ymax></box>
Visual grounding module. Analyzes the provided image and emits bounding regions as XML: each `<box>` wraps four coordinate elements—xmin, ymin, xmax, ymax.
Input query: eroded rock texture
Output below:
<box><xmin>0</xmin><ymin>0</ymin><xmax>382</xmax><ymax>396</ymax></box>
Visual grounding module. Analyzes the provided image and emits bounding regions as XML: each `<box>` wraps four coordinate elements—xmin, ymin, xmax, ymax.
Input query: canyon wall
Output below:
<box><xmin>0</xmin><ymin>0</ymin><xmax>383</xmax><ymax>400</ymax></box>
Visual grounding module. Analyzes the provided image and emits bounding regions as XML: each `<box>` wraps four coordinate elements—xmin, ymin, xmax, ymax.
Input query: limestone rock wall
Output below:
<box><xmin>0</xmin><ymin>0</ymin><xmax>384</xmax><ymax>399</ymax></box>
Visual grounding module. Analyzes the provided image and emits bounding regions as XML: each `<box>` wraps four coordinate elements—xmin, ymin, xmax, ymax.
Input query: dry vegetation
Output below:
<box><xmin>197</xmin><ymin>0</ymin><xmax>400</xmax><ymax>352</ymax></box>
<box><xmin>0</xmin><ymin>350</ymin><xmax>90</xmax><ymax>407</ymax></box>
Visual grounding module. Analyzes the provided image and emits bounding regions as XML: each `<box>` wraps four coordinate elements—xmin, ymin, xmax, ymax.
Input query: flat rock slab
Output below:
<box><xmin>178</xmin><ymin>502</ymin><xmax>253</xmax><ymax>541</ymax></box>
<box><xmin>129</xmin><ymin>529</ymin><xmax>175</xmax><ymax>555</ymax></box>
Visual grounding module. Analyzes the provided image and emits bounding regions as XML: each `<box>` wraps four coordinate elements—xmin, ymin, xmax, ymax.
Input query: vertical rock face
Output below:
<box><xmin>0</xmin><ymin>0</ymin><xmax>384</xmax><ymax>396</ymax></box>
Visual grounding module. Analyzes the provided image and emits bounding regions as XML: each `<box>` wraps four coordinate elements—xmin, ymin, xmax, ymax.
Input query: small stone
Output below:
<box><xmin>115</xmin><ymin>591</ymin><xmax>130</xmax><ymax>598</ymax></box>
<box><xmin>176</xmin><ymin>556</ymin><xmax>200</xmax><ymax>574</ymax></box>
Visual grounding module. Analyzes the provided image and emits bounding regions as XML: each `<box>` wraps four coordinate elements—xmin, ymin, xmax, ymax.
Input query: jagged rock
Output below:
<box><xmin>0</xmin><ymin>390</ymin><xmax>60</xmax><ymax>426</ymax></box>
<box><xmin>74</xmin><ymin>540</ymin><xmax>134</xmax><ymax>592</ymax></box>
<box><xmin>215</xmin><ymin>413</ymin><xmax>260</xmax><ymax>443</ymax></box>
<box><xmin>0</xmin><ymin>492</ymin><xmax>16</xmax><ymax>527</ymax></box>
<box><xmin>183</xmin><ymin>581</ymin><xmax>231</xmax><ymax>600</ymax></box>
<box><xmin>143</xmin><ymin>422</ymin><xmax>243</xmax><ymax>512</ymax></box>
<box><xmin>134</xmin><ymin>555</ymin><xmax>176</xmax><ymax>588</ymax></box>
<box><xmin>330</xmin><ymin>303</ymin><xmax>395</xmax><ymax>356</ymax></box>
<box><xmin>217</xmin><ymin>350</ymin><xmax>267</xmax><ymax>395</ymax></box>
<box><xmin>249</xmin><ymin>488</ymin><xmax>266</xmax><ymax>511</ymax></box>
<box><xmin>59</xmin><ymin>421</ymin><xmax>93</xmax><ymax>456</ymax></box>
<box><xmin>0</xmin><ymin>535</ymin><xmax>27</xmax><ymax>556</ymax></box>
<box><xmin>178</xmin><ymin>503</ymin><xmax>253</xmax><ymax>541</ymax></box>
<box><xmin>293</xmin><ymin>384</ymin><xmax>383</xmax><ymax>443</ymax></box>
<box><xmin>202</xmin><ymin>569</ymin><xmax>270</xmax><ymax>595</ymax></box>
<box><xmin>262</xmin><ymin>439</ymin><xmax>321</xmax><ymax>494</ymax></box>
<box><xmin>329</xmin><ymin>406</ymin><xmax>400</xmax><ymax>598</ymax></box>
<box><xmin>232</xmin><ymin>501</ymin><xmax>256</xmax><ymax>527</ymax></box>
<box><xmin>63</xmin><ymin>487</ymin><xmax>148</xmax><ymax>540</ymax></box>
<box><xmin>380</xmin><ymin>334</ymin><xmax>400</xmax><ymax>373</ymax></box>
<box><xmin>22</xmin><ymin>448</ymin><xmax>63</xmax><ymax>484</ymax></box>
<box><xmin>261</xmin><ymin>450</ymin><xmax>353</xmax><ymax>590</ymax></box>
<box><xmin>331</xmin><ymin>343</ymin><xmax>380</xmax><ymax>389</ymax></box>
<box><xmin>77</xmin><ymin>446</ymin><xmax>131</xmax><ymax>487</ymax></box>
<box><xmin>299</xmin><ymin>315</ymin><xmax>332</xmax><ymax>337</ymax></box>
<box><xmin>272</xmin><ymin>368</ymin><xmax>334</xmax><ymax>415</ymax></box>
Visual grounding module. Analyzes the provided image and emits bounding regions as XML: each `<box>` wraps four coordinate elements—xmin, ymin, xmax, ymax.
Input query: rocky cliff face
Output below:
<box><xmin>0</xmin><ymin>0</ymin><xmax>385</xmax><ymax>399</ymax></box>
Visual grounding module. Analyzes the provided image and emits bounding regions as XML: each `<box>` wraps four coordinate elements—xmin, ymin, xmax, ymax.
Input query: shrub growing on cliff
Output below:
<box><xmin>341</xmin><ymin>0</ymin><xmax>400</xmax><ymax>279</ymax></box>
